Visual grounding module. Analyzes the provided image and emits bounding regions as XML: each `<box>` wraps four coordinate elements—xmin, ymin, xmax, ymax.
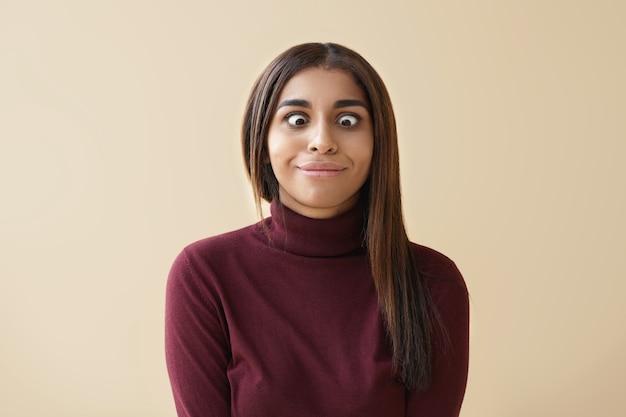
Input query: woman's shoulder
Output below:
<box><xmin>181</xmin><ymin>221</ymin><xmax>265</xmax><ymax>260</ymax></box>
<box><xmin>410</xmin><ymin>242</ymin><xmax>469</xmax><ymax>305</ymax></box>
<box><xmin>410</xmin><ymin>242</ymin><xmax>466</xmax><ymax>286</ymax></box>
<box><xmin>175</xmin><ymin>223</ymin><xmax>263</xmax><ymax>269</ymax></box>
<box><xmin>410</xmin><ymin>242</ymin><xmax>456</xmax><ymax>270</ymax></box>
<box><xmin>168</xmin><ymin>221</ymin><xmax>267</xmax><ymax>286</ymax></box>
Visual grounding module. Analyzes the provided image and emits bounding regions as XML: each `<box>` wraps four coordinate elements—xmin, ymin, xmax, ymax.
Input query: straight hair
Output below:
<box><xmin>242</xmin><ymin>42</ymin><xmax>437</xmax><ymax>390</ymax></box>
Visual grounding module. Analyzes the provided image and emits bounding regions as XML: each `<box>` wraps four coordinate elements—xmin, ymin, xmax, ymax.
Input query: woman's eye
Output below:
<box><xmin>338</xmin><ymin>114</ymin><xmax>359</xmax><ymax>127</ymax></box>
<box><xmin>286</xmin><ymin>114</ymin><xmax>307</xmax><ymax>126</ymax></box>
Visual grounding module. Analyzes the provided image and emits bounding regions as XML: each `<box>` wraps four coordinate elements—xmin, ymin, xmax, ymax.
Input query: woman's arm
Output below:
<box><xmin>165</xmin><ymin>249</ymin><xmax>231</xmax><ymax>417</ymax></box>
<box><xmin>406</xmin><ymin>261</ymin><xmax>470</xmax><ymax>416</ymax></box>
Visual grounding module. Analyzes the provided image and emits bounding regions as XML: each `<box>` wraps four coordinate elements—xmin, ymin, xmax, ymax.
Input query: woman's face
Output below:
<box><xmin>266</xmin><ymin>67</ymin><xmax>374</xmax><ymax>219</ymax></box>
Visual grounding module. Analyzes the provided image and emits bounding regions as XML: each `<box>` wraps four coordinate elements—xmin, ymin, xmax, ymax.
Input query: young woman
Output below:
<box><xmin>165</xmin><ymin>42</ymin><xmax>469</xmax><ymax>416</ymax></box>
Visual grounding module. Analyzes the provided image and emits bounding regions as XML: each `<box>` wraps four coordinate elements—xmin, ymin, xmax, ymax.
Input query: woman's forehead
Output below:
<box><xmin>276</xmin><ymin>67</ymin><xmax>367</xmax><ymax>103</ymax></box>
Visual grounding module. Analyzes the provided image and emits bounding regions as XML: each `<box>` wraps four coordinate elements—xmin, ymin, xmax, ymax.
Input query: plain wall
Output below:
<box><xmin>1</xmin><ymin>1</ymin><xmax>624</xmax><ymax>416</ymax></box>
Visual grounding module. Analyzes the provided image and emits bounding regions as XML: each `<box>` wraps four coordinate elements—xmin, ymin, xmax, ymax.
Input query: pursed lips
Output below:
<box><xmin>298</xmin><ymin>161</ymin><xmax>346</xmax><ymax>177</ymax></box>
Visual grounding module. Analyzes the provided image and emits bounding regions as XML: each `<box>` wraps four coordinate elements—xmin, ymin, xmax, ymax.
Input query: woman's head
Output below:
<box><xmin>242</xmin><ymin>42</ymin><xmax>400</xmax><ymax>216</ymax></box>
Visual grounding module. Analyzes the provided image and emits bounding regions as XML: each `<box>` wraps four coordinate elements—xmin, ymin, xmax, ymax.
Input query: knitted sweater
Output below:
<box><xmin>165</xmin><ymin>201</ymin><xmax>469</xmax><ymax>416</ymax></box>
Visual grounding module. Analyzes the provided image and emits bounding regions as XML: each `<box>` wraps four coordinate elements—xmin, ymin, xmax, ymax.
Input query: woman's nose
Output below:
<box><xmin>308</xmin><ymin>122</ymin><xmax>337</xmax><ymax>154</ymax></box>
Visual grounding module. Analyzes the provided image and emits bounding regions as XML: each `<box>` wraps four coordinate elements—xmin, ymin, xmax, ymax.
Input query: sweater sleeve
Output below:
<box><xmin>165</xmin><ymin>248</ymin><xmax>231</xmax><ymax>417</ymax></box>
<box><xmin>406</xmin><ymin>260</ymin><xmax>470</xmax><ymax>417</ymax></box>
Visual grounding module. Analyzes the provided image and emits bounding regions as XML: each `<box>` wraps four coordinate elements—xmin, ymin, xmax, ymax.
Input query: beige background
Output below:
<box><xmin>1</xmin><ymin>1</ymin><xmax>624</xmax><ymax>416</ymax></box>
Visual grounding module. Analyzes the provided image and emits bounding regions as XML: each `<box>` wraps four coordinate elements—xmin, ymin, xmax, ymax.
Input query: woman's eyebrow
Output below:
<box><xmin>334</xmin><ymin>99</ymin><xmax>369</xmax><ymax>109</ymax></box>
<box><xmin>277</xmin><ymin>99</ymin><xmax>310</xmax><ymax>109</ymax></box>
<box><xmin>276</xmin><ymin>99</ymin><xmax>369</xmax><ymax>110</ymax></box>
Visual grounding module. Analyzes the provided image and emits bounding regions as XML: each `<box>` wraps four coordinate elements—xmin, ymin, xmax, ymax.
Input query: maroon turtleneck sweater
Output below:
<box><xmin>165</xmin><ymin>201</ymin><xmax>469</xmax><ymax>416</ymax></box>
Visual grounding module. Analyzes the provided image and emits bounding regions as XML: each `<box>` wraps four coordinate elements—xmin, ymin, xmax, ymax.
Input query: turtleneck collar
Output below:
<box><xmin>265</xmin><ymin>200</ymin><xmax>367</xmax><ymax>257</ymax></box>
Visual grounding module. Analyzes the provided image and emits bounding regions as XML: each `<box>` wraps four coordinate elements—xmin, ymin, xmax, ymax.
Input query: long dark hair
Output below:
<box><xmin>242</xmin><ymin>42</ymin><xmax>436</xmax><ymax>390</ymax></box>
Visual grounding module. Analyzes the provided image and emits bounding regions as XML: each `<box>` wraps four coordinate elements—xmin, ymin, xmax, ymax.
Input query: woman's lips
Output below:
<box><xmin>298</xmin><ymin>161</ymin><xmax>345</xmax><ymax>177</ymax></box>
